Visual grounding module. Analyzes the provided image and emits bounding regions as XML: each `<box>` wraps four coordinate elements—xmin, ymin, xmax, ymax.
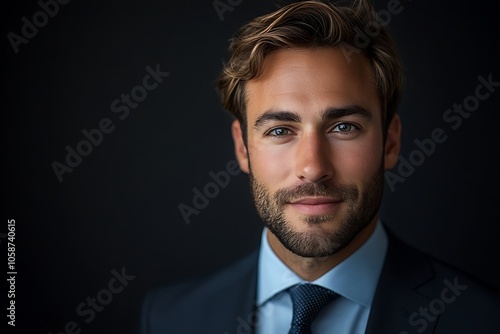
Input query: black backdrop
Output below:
<box><xmin>3</xmin><ymin>0</ymin><xmax>500</xmax><ymax>333</ymax></box>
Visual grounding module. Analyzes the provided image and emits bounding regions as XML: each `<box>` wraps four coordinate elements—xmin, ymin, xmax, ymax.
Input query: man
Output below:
<box><xmin>139</xmin><ymin>1</ymin><xmax>500</xmax><ymax>333</ymax></box>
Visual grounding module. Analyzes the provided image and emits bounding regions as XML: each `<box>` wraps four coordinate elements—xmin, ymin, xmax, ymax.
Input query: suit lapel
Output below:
<box><xmin>215</xmin><ymin>251</ymin><xmax>259</xmax><ymax>334</ymax></box>
<box><xmin>365</xmin><ymin>228</ymin><xmax>439</xmax><ymax>334</ymax></box>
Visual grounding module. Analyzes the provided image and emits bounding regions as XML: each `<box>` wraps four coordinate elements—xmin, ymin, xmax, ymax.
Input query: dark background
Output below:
<box><xmin>3</xmin><ymin>0</ymin><xmax>500</xmax><ymax>333</ymax></box>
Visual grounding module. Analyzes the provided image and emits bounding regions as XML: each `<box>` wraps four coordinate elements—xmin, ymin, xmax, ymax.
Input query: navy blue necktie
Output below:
<box><xmin>288</xmin><ymin>283</ymin><xmax>338</xmax><ymax>334</ymax></box>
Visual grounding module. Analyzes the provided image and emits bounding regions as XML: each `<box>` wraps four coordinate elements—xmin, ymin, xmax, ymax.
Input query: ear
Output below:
<box><xmin>231</xmin><ymin>119</ymin><xmax>250</xmax><ymax>174</ymax></box>
<box><xmin>384</xmin><ymin>114</ymin><xmax>401</xmax><ymax>170</ymax></box>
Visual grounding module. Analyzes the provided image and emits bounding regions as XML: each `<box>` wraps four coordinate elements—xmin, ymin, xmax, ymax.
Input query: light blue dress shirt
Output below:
<box><xmin>255</xmin><ymin>220</ymin><xmax>388</xmax><ymax>334</ymax></box>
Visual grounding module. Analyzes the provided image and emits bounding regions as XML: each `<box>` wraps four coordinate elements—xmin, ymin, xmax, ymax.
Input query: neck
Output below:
<box><xmin>267</xmin><ymin>218</ymin><xmax>378</xmax><ymax>281</ymax></box>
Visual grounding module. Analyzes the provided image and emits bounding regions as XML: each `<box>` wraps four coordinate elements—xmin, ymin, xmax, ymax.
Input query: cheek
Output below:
<box><xmin>330</xmin><ymin>138</ymin><xmax>383</xmax><ymax>184</ymax></box>
<box><xmin>248</xmin><ymin>144</ymin><xmax>294</xmax><ymax>186</ymax></box>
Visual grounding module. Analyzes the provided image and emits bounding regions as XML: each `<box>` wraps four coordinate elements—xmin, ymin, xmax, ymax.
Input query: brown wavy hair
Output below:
<box><xmin>217</xmin><ymin>0</ymin><xmax>405</xmax><ymax>142</ymax></box>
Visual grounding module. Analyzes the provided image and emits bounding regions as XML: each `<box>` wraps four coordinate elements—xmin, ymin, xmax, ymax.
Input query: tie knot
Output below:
<box><xmin>288</xmin><ymin>284</ymin><xmax>338</xmax><ymax>334</ymax></box>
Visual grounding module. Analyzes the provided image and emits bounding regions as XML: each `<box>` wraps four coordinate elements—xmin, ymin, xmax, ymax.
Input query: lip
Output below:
<box><xmin>291</xmin><ymin>197</ymin><xmax>340</xmax><ymax>205</ymax></box>
<box><xmin>288</xmin><ymin>197</ymin><xmax>341</xmax><ymax>215</ymax></box>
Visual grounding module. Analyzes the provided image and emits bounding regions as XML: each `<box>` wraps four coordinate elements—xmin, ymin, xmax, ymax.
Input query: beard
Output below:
<box><xmin>249</xmin><ymin>163</ymin><xmax>385</xmax><ymax>258</ymax></box>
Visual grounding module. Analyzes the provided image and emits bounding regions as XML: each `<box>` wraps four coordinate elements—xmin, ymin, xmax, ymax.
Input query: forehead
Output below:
<box><xmin>245</xmin><ymin>47</ymin><xmax>380</xmax><ymax>119</ymax></box>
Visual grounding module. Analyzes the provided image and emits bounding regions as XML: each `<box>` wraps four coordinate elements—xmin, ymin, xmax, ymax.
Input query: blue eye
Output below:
<box><xmin>332</xmin><ymin>123</ymin><xmax>356</xmax><ymax>133</ymax></box>
<box><xmin>268</xmin><ymin>128</ymin><xmax>291</xmax><ymax>136</ymax></box>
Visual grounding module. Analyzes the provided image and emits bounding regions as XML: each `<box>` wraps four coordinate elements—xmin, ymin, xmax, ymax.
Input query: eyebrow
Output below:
<box><xmin>253</xmin><ymin>105</ymin><xmax>372</xmax><ymax>129</ymax></box>
<box><xmin>322</xmin><ymin>105</ymin><xmax>372</xmax><ymax>121</ymax></box>
<box><xmin>254</xmin><ymin>111</ymin><xmax>301</xmax><ymax>129</ymax></box>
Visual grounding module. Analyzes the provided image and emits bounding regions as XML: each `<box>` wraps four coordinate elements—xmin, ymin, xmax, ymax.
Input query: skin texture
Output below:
<box><xmin>232</xmin><ymin>47</ymin><xmax>401</xmax><ymax>281</ymax></box>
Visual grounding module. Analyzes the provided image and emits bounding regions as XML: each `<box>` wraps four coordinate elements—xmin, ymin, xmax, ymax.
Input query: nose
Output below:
<box><xmin>295</xmin><ymin>132</ymin><xmax>334</xmax><ymax>183</ymax></box>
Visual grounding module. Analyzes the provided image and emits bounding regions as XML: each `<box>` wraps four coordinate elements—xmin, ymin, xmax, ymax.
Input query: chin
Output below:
<box><xmin>271</xmin><ymin>210</ymin><xmax>374</xmax><ymax>258</ymax></box>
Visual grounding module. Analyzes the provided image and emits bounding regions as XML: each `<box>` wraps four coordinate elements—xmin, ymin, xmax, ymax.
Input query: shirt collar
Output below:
<box><xmin>257</xmin><ymin>220</ymin><xmax>388</xmax><ymax>307</ymax></box>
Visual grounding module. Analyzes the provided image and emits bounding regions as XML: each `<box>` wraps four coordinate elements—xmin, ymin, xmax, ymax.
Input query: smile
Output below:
<box><xmin>288</xmin><ymin>197</ymin><xmax>342</xmax><ymax>216</ymax></box>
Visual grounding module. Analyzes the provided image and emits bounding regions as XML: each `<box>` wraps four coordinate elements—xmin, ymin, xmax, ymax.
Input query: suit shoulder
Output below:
<box><xmin>383</xmin><ymin>226</ymin><xmax>500</xmax><ymax>332</ymax></box>
<box><xmin>139</xmin><ymin>250</ymin><xmax>259</xmax><ymax>334</ymax></box>
<box><xmin>146</xmin><ymin>249</ymin><xmax>258</xmax><ymax>302</ymax></box>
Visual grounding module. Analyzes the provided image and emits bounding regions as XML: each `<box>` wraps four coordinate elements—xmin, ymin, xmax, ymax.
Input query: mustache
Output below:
<box><xmin>274</xmin><ymin>182</ymin><xmax>358</xmax><ymax>205</ymax></box>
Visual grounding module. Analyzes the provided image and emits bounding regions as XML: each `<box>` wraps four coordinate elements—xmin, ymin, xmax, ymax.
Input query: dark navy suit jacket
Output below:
<box><xmin>139</xmin><ymin>225</ymin><xmax>500</xmax><ymax>334</ymax></box>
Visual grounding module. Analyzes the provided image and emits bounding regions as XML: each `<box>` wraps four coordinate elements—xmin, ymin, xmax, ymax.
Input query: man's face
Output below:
<box><xmin>232</xmin><ymin>47</ymin><xmax>400</xmax><ymax>258</ymax></box>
